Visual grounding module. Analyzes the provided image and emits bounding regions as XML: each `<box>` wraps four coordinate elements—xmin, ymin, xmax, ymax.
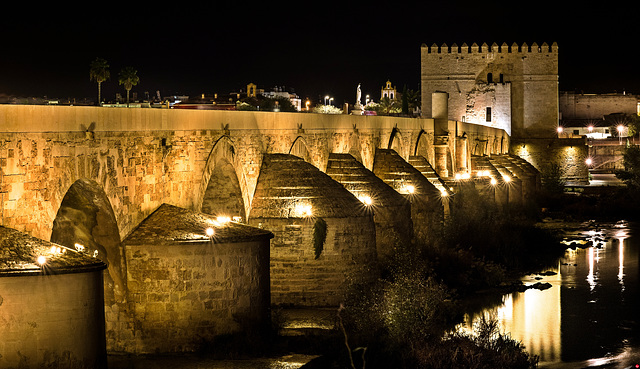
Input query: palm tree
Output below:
<box><xmin>89</xmin><ymin>58</ymin><xmax>110</xmax><ymax>105</ymax></box>
<box><xmin>403</xmin><ymin>88</ymin><xmax>421</xmax><ymax>115</ymax></box>
<box><xmin>118</xmin><ymin>66</ymin><xmax>140</xmax><ymax>105</ymax></box>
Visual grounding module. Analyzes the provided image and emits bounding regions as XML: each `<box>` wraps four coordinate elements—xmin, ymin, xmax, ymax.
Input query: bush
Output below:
<box><xmin>336</xmin><ymin>185</ymin><xmax>557</xmax><ymax>368</ymax></box>
<box><xmin>414</xmin><ymin>314</ymin><xmax>538</xmax><ymax>369</ymax></box>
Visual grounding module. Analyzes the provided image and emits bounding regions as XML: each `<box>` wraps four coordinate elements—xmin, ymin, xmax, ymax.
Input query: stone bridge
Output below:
<box><xmin>0</xmin><ymin>104</ymin><xmax>513</xmax><ymax>240</ymax></box>
<box><xmin>0</xmin><ymin>104</ymin><xmax>538</xmax><ymax>354</ymax></box>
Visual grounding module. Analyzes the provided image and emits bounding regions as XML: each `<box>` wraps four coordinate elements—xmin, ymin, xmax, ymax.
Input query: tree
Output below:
<box><xmin>403</xmin><ymin>88</ymin><xmax>421</xmax><ymax>115</ymax></box>
<box><xmin>367</xmin><ymin>97</ymin><xmax>401</xmax><ymax>115</ymax></box>
<box><xmin>118</xmin><ymin>66</ymin><xmax>140</xmax><ymax>104</ymax></box>
<box><xmin>89</xmin><ymin>58</ymin><xmax>110</xmax><ymax>105</ymax></box>
<box><xmin>313</xmin><ymin>104</ymin><xmax>343</xmax><ymax>114</ymax></box>
<box><xmin>615</xmin><ymin>145</ymin><xmax>640</xmax><ymax>189</ymax></box>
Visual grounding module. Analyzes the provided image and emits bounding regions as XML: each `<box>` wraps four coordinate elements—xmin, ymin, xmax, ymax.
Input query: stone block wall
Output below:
<box><xmin>117</xmin><ymin>239</ymin><xmax>270</xmax><ymax>353</ymax></box>
<box><xmin>253</xmin><ymin>216</ymin><xmax>377</xmax><ymax>307</ymax></box>
<box><xmin>0</xmin><ymin>271</ymin><xmax>106</xmax><ymax>369</ymax></box>
<box><xmin>512</xmin><ymin>138</ymin><xmax>589</xmax><ymax>185</ymax></box>
<box><xmin>559</xmin><ymin>91</ymin><xmax>638</xmax><ymax>120</ymax></box>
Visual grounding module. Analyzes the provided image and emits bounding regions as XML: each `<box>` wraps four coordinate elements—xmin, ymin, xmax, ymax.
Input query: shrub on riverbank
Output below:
<box><xmin>334</xmin><ymin>185</ymin><xmax>558</xmax><ymax>368</ymax></box>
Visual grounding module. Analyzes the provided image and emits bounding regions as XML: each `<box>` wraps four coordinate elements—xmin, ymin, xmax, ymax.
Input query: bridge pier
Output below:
<box><xmin>325</xmin><ymin>153</ymin><xmax>413</xmax><ymax>261</ymax></box>
<box><xmin>247</xmin><ymin>154</ymin><xmax>378</xmax><ymax>307</ymax></box>
<box><xmin>373</xmin><ymin>149</ymin><xmax>446</xmax><ymax>244</ymax></box>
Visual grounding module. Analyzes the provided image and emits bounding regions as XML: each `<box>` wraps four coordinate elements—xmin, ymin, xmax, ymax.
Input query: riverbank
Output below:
<box><xmin>108</xmin><ymin>187</ymin><xmax>639</xmax><ymax>369</ymax></box>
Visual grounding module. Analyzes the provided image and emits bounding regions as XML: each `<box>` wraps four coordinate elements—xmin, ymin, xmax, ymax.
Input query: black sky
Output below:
<box><xmin>1</xmin><ymin>2</ymin><xmax>637</xmax><ymax>105</ymax></box>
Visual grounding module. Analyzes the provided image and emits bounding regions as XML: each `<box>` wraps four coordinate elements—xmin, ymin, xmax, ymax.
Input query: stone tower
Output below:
<box><xmin>420</xmin><ymin>42</ymin><xmax>559</xmax><ymax>139</ymax></box>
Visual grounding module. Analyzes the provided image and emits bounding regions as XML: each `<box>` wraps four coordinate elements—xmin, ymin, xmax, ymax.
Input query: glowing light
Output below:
<box><xmin>587</xmin><ymin>247</ymin><xmax>597</xmax><ymax>291</ymax></box>
<box><xmin>405</xmin><ymin>185</ymin><xmax>415</xmax><ymax>194</ymax></box>
<box><xmin>585</xmin><ymin>158</ymin><xmax>593</xmax><ymax>166</ymax></box>
<box><xmin>557</xmin><ymin>126</ymin><xmax>563</xmax><ymax>133</ymax></box>
<box><xmin>455</xmin><ymin>173</ymin><xmax>461</xmax><ymax>180</ymax></box>
<box><xmin>205</xmin><ymin>227</ymin><xmax>215</xmax><ymax>237</ymax></box>
<box><xmin>617</xmin><ymin>125</ymin><xmax>625</xmax><ymax>133</ymax></box>
<box><xmin>587</xmin><ymin>125</ymin><xmax>594</xmax><ymax>132</ymax></box>
<box><xmin>74</xmin><ymin>243</ymin><xmax>85</xmax><ymax>252</ymax></box>
<box><xmin>294</xmin><ymin>204</ymin><xmax>313</xmax><ymax>217</ymax></box>
<box><xmin>490</xmin><ymin>177</ymin><xmax>498</xmax><ymax>186</ymax></box>
<box><xmin>232</xmin><ymin>216</ymin><xmax>243</xmax><ymax>223</ymax></box>
<box><xmin>216</xmin><ymin>216</ymin><xmax>231</xmax><ymax>224</ymax></box>
<box><xmin>92</xmin><ymin>250</ymin><xmax>99</xmax><ymax>258</ymax></box>
<box><xmin>502</xmin><ymin>175</ymin><xmax>511</xmax><ymax>183</ymax></box>
<box><xmin>440</xmin><ymin>189</ymin><xmax>449</xmax><ymax>197</ymax></box>
<box><xmin>37</xmin><ymin>255</ymin><xmax>47</xmax><ymax>266</ymax></box>
<box><xmin>358</xmin><ymin>195</ymin><xmax>373</xmax><ymax>206</ymax></box>
<box><xmin>618</xmin><ymin>238</ymin><xmax>625</xmax><ymax>289</ymax></box>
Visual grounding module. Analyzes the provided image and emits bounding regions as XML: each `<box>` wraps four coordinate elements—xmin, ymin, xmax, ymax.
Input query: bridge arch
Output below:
<box><xmin>50</xmin><ymin>178</ymin><xmax>125</xmax><ymax>303</ymax></box>
<box><xmin>388</xmin><ymin>127</ymin><xmax>405</xmax><ymax>157</ymax></box>
<box><xmin>289</xmin><ymin>135</ymin><xmax>312</xmax><ymax>163</ymax></box>
<box><xmin>197</xmin><ymin>135</ymin><xmax>250</xmax><ymax>222</ymax></box>
<box><xmin>347</xmin><ymin>132</ymin><xmax>363</xmax><ymax>164</ymax></box>
<box><xmin>414</xmin><ymin>129</ymin><xmax>434</xmax><ymax>164</ymax></box>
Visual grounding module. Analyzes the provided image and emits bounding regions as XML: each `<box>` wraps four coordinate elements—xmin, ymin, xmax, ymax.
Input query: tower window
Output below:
<box><xmin>487</xmin><ymin>73</ymin><xmax>493</xmax><ymax>83</ymax></box>
<box><xmin>486</xmin><ymin>107</ymin><xmax>492</xmax><ymax>122</ymax></box>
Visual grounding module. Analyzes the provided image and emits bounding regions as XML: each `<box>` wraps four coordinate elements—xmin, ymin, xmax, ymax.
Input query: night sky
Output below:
<box><xmin>1</xmin><ymin>2</ymin><xmax>636</xmax><ymax>105</ymax></box>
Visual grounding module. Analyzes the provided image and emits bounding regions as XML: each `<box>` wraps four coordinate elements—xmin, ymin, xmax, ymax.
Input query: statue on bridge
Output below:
<box><xmin>352</xmin><ymin>83</ymin><xmax>364</xmax><ymax>115</ymax></box>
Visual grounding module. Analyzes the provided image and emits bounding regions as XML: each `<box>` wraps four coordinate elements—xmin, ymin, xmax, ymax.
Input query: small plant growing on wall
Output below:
<box><xmin>313</xmin><ymin>218</ymin><xmax>327</xmax><ymax>259</ymax></box>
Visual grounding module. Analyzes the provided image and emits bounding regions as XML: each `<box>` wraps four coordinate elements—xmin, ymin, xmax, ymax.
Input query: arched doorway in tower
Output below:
<box><xmin>200</xmin><ymin>136</ymin><xmax>247</xmax><ymax>222</ymax></box>
<box><xmin>50</xmin><ymin>178</ymin><xmax>125</xmax><ymax>304</ymax></box>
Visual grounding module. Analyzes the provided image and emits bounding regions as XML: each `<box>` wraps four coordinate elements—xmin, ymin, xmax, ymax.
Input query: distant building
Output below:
<box><xmin>381</xmin><ymin>80</ymin><xmax>397</xmax><ymax>100</ymax></box>
<box><xmin>559</xmin><ymin>91</ymin><xmax>640</xmax><ymax>139</ymax></box>
<box><xmin>249</xmin><ymin>83</ymin><xmax>302</xmax><ymax>111</ymax></box>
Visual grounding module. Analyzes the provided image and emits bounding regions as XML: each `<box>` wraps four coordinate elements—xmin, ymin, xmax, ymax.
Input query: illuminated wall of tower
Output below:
<box><xmin>421</xmin><ymin>42</ymin><xmax>559</xmax><ymax>139</ymax></box>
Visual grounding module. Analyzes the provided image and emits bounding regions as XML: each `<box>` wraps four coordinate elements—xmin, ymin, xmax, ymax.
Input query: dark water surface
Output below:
<box><xmin>460</xmin><ymin>220</ymin><xmax>640</xmax><ymax>368</ymax></box>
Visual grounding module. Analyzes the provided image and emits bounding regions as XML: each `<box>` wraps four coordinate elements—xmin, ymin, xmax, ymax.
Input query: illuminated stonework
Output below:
<box><xmin>0</xmin><ymin>226</ymin><xmax>107</xmax><ymax>369</ymax></box>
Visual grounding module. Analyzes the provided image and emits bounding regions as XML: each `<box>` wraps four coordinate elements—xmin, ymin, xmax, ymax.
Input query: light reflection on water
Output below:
<box><xmin>460</xmin><ymin>221</ymin><xmax>640</xmax><ymax>368</ymax></box>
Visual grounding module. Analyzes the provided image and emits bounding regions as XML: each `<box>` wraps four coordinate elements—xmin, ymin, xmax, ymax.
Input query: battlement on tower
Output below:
<box><xmin>421</xmin><ymin>42</ymin><xmax>558</xmax><ymax>55</ymax></box>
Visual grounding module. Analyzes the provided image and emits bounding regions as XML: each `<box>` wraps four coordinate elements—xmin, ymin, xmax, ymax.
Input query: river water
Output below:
<box><xmin>460</xmin><ymin>219</ymin><xmax>640</xmax><ymax>368</ymax></box>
